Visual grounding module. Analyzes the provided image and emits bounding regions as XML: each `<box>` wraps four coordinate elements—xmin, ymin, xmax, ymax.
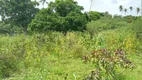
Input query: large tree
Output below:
<box><xmin>29</xmin><ymin>0</ymin><xmax>87</xmax><ymax>32</ymax></box>
<box><xmin>0</xmin><ymin>0</ymin><xmax>39</xmax><ymax>32</ymax></box>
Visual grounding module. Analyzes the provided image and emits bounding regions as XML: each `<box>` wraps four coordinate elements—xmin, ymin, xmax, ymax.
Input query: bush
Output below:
<box><xmin>88</xmin><ymin>11</ymin><xmax>100</xmax><ymax>21</ymax></box>
<box><xmin>0</xmin><ymin>54</ymin><xmax>20</xmax><ymax>78</ymax></box>
<box><xmin>123</xmin><ymin>16</ymin><xmax>138</xmax><ymax>23</ymax></box>
<box><xmin>86</xmin><ymin>18</ymin><xmax>128</xmax><ymax>35</ymax></box>
<box><xmin>85</xmin><ymin>49</ymin><xmax>134</xmax><ymax>80</ymax></box>
<box><xmin>130</xmin><ymin>19</ymin><xmax>142</xmax><ymax>34</ymax></box>
<box><xmin>0</xmin><ymin>35</ymin><xmax>25</xmax><ymax>78</ymax></box>
<box><xmin>0</xmin><ymin>22</ymin><xmax>23</xmax><ymax>35</ymax></box>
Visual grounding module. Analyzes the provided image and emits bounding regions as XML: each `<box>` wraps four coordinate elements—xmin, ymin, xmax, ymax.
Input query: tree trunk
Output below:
<box><xmin>23</xmin><ymin>25</ymin><xmax>27</xmax><ymax>34</ymax></box>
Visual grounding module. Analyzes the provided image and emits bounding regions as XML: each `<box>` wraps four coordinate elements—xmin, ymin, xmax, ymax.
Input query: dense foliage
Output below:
<box><xmin>0</xmin><ymin>0</ymin><xmax>39</xmax><ymax>31</ymax></box>
<box><xmin>88</xmin><ymin>11</ymin><xmax>100</xmax><ymax>21</ymax></box>
<box><xmin>28</xmin><ymin>0</ymin><xmax>87</xmax><ymax>32</ymax></box>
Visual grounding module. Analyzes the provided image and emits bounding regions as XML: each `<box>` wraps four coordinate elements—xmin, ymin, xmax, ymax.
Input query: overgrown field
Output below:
<box><xmin>0</xmin><ymin>0</ymin><xmax>142</xmax><ymax>80</ymax></box>
<box><xmin>0</xmin><ymin>29</ymin><xmax>142</xmax><ymax>80</ymax></box>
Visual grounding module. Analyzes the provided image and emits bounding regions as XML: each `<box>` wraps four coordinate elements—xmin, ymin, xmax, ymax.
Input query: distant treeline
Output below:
<box><xmin>0</xmin><ymin>0</ymin><xmax>141</xmax><ymax>34</ymax></box>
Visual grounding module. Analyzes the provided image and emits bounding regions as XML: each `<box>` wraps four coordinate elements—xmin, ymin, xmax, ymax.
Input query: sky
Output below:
<box><xmin>37</xmin><ymin>0</ymin><xmax>141</xmax><ymax>16</ymax></box>
<box><xmin>0</xmin><ymin>0</ymin><xmax>141</xmax><ymax>21</ymax></box>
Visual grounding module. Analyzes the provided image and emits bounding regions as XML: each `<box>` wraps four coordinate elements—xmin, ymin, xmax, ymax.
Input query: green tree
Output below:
<box><xmin>136</xmin><ymin>7</ymin><xmax>140</xmax><ymax>15</ymax></box>
<box><xmin>119</xmin><ymin>5</ymin><xmax>123</xmax><ymax>16</ymax></box>
<box><xmin>113</xmin><ymin>14</ymin><xmax>121</xmax><ymax>19</ymax></box>
<box><xmin>0</xmin><ymin>0</ymin><xmax>39</xmax><ymax>32</ymax></box>
<box><xmin>123</xmin><ymin>15</ymin><xmax>137</xmax><ymax>23</ymax></box>
<box><xmin>129</xmin><ymin>6</ymin><xmax>133</xmax><ymax>15</ymax></box>
<box><xmin>29</xmin><ymin>0</ymin><xmax>87</xmax><ymax>32</ymax></box>
<box><xmin>88</xmin><ymin>11</ymin><xmax>100</xmax><ymax>21</ymax></box>
<box><xmin>124</xmin><ymin>8</ymin><xmax>128</xmax><ymax>15</ymax></box>
<box><xmin>100</xmin><ymin>11</ymin><xmax>112</xmax><ymax>18</ymax></box>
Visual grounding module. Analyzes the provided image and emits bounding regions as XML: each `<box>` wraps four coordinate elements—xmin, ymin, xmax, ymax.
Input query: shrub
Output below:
<box><xmin>86</xmin><ymin>18</ymin><xmax>128</xmax><ymax>35</ymax></box>
<box><xmin>0</xmin><ymin>22</ymin><xmax>23</xmax><ymax>35</ymax></box>
<box><xmin>88</xmin><ymin>11</ymin><xmax>100</xmax><ymax>21</ymax></box>
<box><xmin>84</xmin><ymin>49</ymin><xmax>134</xmax><ymax>80</ymax></box>
<box><xmin>129</xmin><ymin>19</ymin><xmax>142</xmax><ymax>36</ymax></box>
<box><xmin>0</xmin><ymin>54</ymin><xmax>20</xmax><ymax>78</ymax></box>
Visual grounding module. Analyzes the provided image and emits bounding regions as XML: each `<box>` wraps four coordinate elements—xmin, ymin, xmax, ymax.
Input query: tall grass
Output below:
<box><xmin>0</xmin><ymin>29</ymin><xmax>140</xmax><ymax>80</ymax></box>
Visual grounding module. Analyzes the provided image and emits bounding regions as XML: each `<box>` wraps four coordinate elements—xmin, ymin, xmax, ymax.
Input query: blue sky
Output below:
<box><xmin>37</xmin><ymin>0</ymin><xmax>141</xmax><ymax>16</ymax></box>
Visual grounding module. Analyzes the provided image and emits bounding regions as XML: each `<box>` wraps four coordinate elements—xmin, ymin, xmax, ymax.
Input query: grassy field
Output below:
<box><xmin>0</xmin><ymin>29</ymin><xmax>142</xmax><ymax>80</ymax></box>
<box><xmin>4</xmin><ymin>53</ymin><xmax>142</xmax><ymax>80</ymax></box>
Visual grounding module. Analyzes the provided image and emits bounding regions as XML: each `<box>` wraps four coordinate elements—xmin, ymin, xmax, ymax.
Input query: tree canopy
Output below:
<box><xmin>0</xmin><ymin>0</ymin><xmax>39</xmax><ymax>31</ymax></box>
<box><xmin>88</xmin><ymin>11</ymin><xmax>100</xmax><ymax>21</ymax></box>
<box><xmin>28</xmin><ymin>0</ymin><xmax>88</xmax><ymax>32</ymax></box>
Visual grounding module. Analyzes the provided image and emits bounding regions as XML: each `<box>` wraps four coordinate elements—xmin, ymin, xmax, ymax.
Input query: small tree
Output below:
<box><xmin>88</xmin><ymin>11</ymin><xmax>100</xmax><ymax>21</ymax></box>
<box><xmin>124</xmin><ymin>8</ymin><xmax>128</xmax><ymax>15</ymax></box>
<box><xmin>119</xmin><ymin>5</ymin><xmax>123</xmax><ymax>16</ymax></box>
<box><xmin>136</xmin><ymin>7</ymin><xmax>140</xmax><ymax>16</ymax></box>
<box><xmin>129</xmin><ymin>6</ymin><xmax>133</xmax><ymax>15</ymax></box>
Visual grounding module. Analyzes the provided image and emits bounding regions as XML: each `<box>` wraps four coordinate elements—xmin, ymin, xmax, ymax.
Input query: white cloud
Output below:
<box><xmin>111</xmin><ymin>0</ymin><xmax>118</xmax><ymax>4</ymax></box>
<box><xmin>89</xmin><ymin>0</ymin><xmax>141</xmax><ymax>16</ymax></box>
